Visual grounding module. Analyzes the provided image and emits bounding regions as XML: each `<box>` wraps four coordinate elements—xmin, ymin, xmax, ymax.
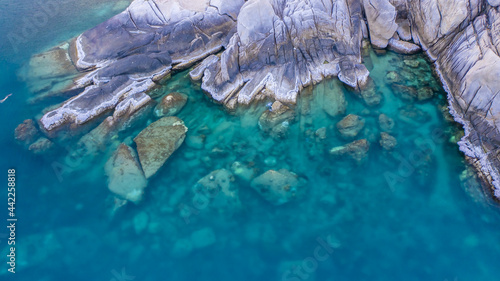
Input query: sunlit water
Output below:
<box><xmin>1</xmin><ymin>2</ymin><xmax>500</xmax><ymax>281</ymax></box>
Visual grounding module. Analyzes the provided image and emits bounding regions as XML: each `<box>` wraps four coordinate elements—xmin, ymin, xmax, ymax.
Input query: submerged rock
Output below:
<box><xmin>330</xmin><ymin>139</ymin><xmax>370</xmax><ymax>164</ymax></box>
<box><xmin>14</xmin><ymin>119</ymin><xmax>39</xmax><ymax>145</ymax></box>
<box><xmin>380</xmin><ymin>132</ymin><xmax>398</xmax><ymax>151</ymax></box>
<box><xmin>358</xmin><ymin>84</ymin><xmax>382</xmax><ymax>106</ymax></box>
<box><xmin>105</xmin><ymin>144</ymin><xmax>147</xmax><ymax>204</ymax></box>
<box><xmin>417</xmin><ymin>87</ymin><xmax>434</xmax><ymax>101</ymax></box>
<box><xmin>154</xmin><ymin>92</ymin><xmax>188</xmax><ymax>117</ymax></box>
<box><xmin>323</xmin><ymin>88</ymin><xmax>347</xmax><ymax>117</ymax></box>
<box><xmin>193</xmin><ymin>169</ymin><xmax>241</xmax><ymax>212</ymax></box>
<box><xmin>134</xmin><ymin>117</ymin><xmax>188</xmax><ymax>178</ymax></box>
<box><xmin>250</xmin><ymin>169</ymin><xmax>306</xmax><ymax>205</ymax></box>
<box><xmin>231</xmin><ymin>161</ymin><xmax>256</xmax><ymax>182</ymax></box>
<box><xmin>378</xmin><ymin>114</ymin><xmax>395</xmax><ymax>133</ymax></box>
<box><xmin>337</xmin><ymin>114</ymin><xmax>365</xmax><ymax>138</ymax></box>
<box><xmin>258</xmin><ymin>101</ymin><xmax>296</xmax><ymax>137</ymax></box>
<box><xmin>28</xmin><ymin>137</ymin><xmax>55</xmax><ymax>154</ymax></box>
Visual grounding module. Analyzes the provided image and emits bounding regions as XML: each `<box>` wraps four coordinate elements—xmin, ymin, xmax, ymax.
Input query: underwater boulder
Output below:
<box><xmin>322</xmin><ymin>88</ymin><xmax>347</xmax><ymax>117</ymax></box>
<box><xmin>336</xmin><ymin>114</ymin><xmax>365</xmax><ymax>139</ymax></box>
<box><xmin>14</xmin><ymin>119</ymin><xmax>39</xmax><ymax>145</ymax></box>
<box><xmin>105</xmin><ymin>144</ymin><xmax>147</xmax><ymax>204</ymax></box>
<box><xmin>231</xmin><ymin>161</ymin><xmax>256</xmax><ymax>182</ymax></box>
<box><xmin>28</xmin><ymin>137</ymin><xmax>55</xmax><ymax>154</ymax></box>
<box><xmin>154</xmin><ymin>92</ymin><xmax>188</xmax><ymax>117</ymax></box>
<box><xmin>378</xmin><ymin>113</ymin><xmax>395</xmax><ymax>133</ymax></box>
<box><xmin>193</xmin><ymin>169</ymin><xmax>241</xmax><ymax>212</ymax></box>
<box><xmin>134</xmin><ymin>117</ymin><xmax>188</xmax><ymax>178</ymax></box>
<box><xmin>358</xmin><ymin>82</ymin><xmax>382</xmax><ymax>106</ymax></box>
<box><xmin>250</xmin><ymin>169</ymin><xmax>306</xmax><ymax>205</ymax></box>
<box><xmin>417</xmin><ymin>87</ymin><xmax>434</xmax><ymax>101</ymax></box>
<box><xmin>258</xmin><ymin>101</ymin><xmax>296</xmax><ymax>137</ymax></box>
<box><xmin>380</xmin><ymin>132</ymin><xmax>398</xmax><ymax>151</ymax></box>
<box><xmin>329</xmin><ymin>139</ymin><xmax>370</xmax><ymax>164</ymax></box>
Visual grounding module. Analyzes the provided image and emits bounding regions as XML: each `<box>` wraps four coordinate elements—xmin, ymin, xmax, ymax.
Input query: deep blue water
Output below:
<box><xmin>1</xmin><ymin>2</ymin><xmax>500</xmax><ymax>281</ymax></box>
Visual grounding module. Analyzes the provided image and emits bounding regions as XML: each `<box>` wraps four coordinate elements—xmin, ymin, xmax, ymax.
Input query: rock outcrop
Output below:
<box><xmin>192</xmin><ymin>0</ymin><xmax>368</xmax><ymax>105</ymax></box>
<box><xmin>134</xmin><ymin>116</ymin><xmax>187</xmax><ymax>178</ymax></box>
<box><xmin>36</xmin><ymin>0</ymin><xmax>244</xmax><ymax>133</ymax></box>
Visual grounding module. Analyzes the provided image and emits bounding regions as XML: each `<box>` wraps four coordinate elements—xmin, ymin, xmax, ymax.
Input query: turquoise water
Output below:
<box><xmin>1</xmin><ymin>3</ymin><xmax>500</xmax><ymax>281</ymax></box>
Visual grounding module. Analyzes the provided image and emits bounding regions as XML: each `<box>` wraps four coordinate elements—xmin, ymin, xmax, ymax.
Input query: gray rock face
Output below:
<box><xmin>37</xmin><ymin>0</ymin><xmax>243</xmax><ymax>133</ymax></box>
<box><xmin>192</xmin><ymin>0</ymin><xmax>367</xmax><ymax>106</ymax></box>
<box><xmin>363</xmin><ymin>0</ymin><xmax>398</xmax><ymax>48</ymax></box>
<box><xmin>403</xmin><ymin>0</ymin><xmax>500</xmax><ymax>197</ymax></box>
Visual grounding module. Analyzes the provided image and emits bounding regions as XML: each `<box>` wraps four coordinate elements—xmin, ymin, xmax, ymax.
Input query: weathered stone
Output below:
<box><xmin>37</xmin><ymin>0</ymin><xmax>243</xmax><ymax>133</ymax></box>
<box><xmin>14</xmin><ymin>119</ymin><xmax>39</xmax><ymax>145</ymax></box>
<box><xmin>379</xmin><ymin>114</ymin><xmax>395</xmax><ymax>133</ymax></box>
<box><xmin>359</xmin><ymin>85</ymin><xmax>382</xmax><ymax>106</ymax></box>
<box><xmin>231</xmin><ymin>161</ymin><xmax>256</xmax><ymax>182</ymax></box>
<box><xmin>388</xmin><ymin>38</ymin><xmax>421</xmax><ymax>54</ymax></box>
<box><xmin>154</xmin><ymin>92</ymin><xmax>188</xmax><ymax>117</ymax></box>
<box><xmin>403</xmin><ymin>60</ymin><xmax>420</xmax><ymax>68</ymax></box>
<box><xmin>385</xmin><ymin>71</ymin><xmax>400</xmax><ymax>84</ymax></box>
<box><xmin>417</xmin><ymin>87</ymin><xmax>434</xmax><ymax>101</ymax></box>
<box><xmin>105</xmin><ymin>144</ymin><xmax>147</xmax><ymax>204</ymax></box>
<box><xmin>323</xmin><ymin>88</ymin><xmax>347</xmax><ymax>117</ymax></box>
<box><xmin>28</xmin><ymin>137</ymin><xmax>55</xmax><ymax>154</ymax></box>
<box><xmin>134</xmin><ymin>117</ymin><xmax>188</xmax><ymax>178</ymax></box>
<box><xmin>329</xmin><ymin>139</ymin><xmax>370</xmax><ymax>164</ymax></box>
<box><xmin>258</xmin><ymin>101</ymin><xmax>295</xmax><ymax>137</ymax></box>
<box><xmin>380</xmin><ymin>132</ymin><xmax>398</xmax><ymax>150</ymax></box>
<box><xmin>363</xmin><ymin>0</ymin><xmax>398</xmax><ymax>48</ymax></box>
<box><xmin>337</xmin><ymin>114</ymin><xmax>365</xmax><ymax>138</ymax></box>
<box><xmin>193</xmin><ymin>169</ymin><xmax>241</xmax><ymax>211</ymax></box>
<box><xmin>250</xmin><ymin>169</ymin><xmax>305</xmax><ymax>205</ymax></box>
<box><xmin>195</xmin><ymin>0</ymin><xmax>367</xmax><ymax>105</ymax></box>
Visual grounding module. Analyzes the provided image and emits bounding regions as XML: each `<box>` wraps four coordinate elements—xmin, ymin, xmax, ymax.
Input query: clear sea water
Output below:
<box><xmin>1</xmin><ymin>2</ymin><xmax>500</xmax><ymax>281</ymax></box>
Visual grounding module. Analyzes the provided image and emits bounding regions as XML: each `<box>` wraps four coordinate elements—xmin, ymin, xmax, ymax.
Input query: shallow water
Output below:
<box><xmin>1</xmin><ymin>3</ymin><xmax>500</xmax><ymax>281</ymax></box>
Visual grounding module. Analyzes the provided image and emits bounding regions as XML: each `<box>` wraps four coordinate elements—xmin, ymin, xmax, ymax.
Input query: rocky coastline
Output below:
<box><xmin>16</xmin><ymin>0</ymin><xmax>500</xmax><ymax>200</ymax></box>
